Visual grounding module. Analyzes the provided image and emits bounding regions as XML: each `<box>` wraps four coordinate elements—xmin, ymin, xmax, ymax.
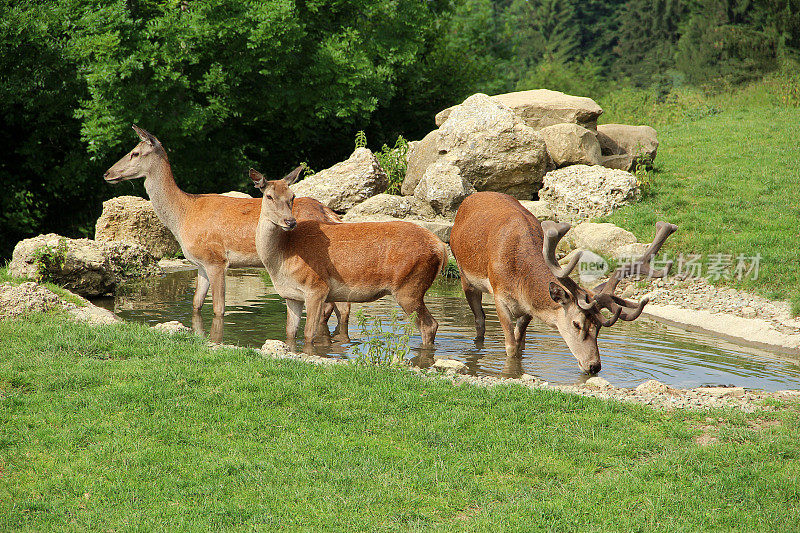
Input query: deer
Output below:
<box><xmin>450</xmin><ymin>191</ymin><xmax>677</xmax><ymax>375</ymax></box>
<box><xmin>103</xmin><ymin>125</ymin><xmax>350</xmax><ymax>335</ymax></box>
<box><xmin>249</xmin><ymin>166</ymin><xmax>448</xmax><ymax>349</ymax></box>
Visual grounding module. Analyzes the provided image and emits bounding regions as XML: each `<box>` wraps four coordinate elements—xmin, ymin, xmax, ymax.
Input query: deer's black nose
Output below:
<box><xmin>285</xmin><ymin>218</ymin><xmax>297</xmax><ymax>229</ymax></box>
<box><xmin>587</xmin><ymin>361</ymin><xmax>601</xmax><ymax>375</ymax></box>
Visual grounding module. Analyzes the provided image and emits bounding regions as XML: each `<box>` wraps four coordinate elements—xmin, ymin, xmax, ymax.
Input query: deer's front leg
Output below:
<box><xmin>193</xmin><ymin>268</ymin><xmax>211</xmax><ymax>312</ymax></box>
<box><xmin>304</xmin><ymin>292</ymin><xmax>331</xmax><ymax>347</ymax></box>
<box><xmin>285</xmin><ymin>299</ymin><xmax>304</xmax><ymax>344</ymax></box>
<box><xmin>494</xmin><ymin>297</ymin><xmax>521</xmax><ymax>358</ymax></box>
<box><xmin>206</xmin><ymin>264</ymin><xmax>227</xmax><ymax>317</ymax></box>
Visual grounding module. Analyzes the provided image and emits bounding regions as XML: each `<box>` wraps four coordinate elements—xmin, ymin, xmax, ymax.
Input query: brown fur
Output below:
<box><xmin>252</xmin><ymin>170</ymin><xmax>447</xmax><ymax>348</ymax></box>
<box><xmin>103</xmin><ymin>126</ymin><xmax>349</xmax><ymax>332</ymax></box>
<box><xmin>450</xmin><ymin>191</ymin><xmax>602</xmax><ymax>374</ymax></box>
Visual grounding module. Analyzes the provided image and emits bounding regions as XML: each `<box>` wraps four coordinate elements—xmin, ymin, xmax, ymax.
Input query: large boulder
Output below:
<box><xmin>560</xmin><ymin>222</ymin><xmax>638</xmax><ymax>258</ymax></box>
<box><xmin>401</xmin><ymin>130</ymin><xmax>441</xmax><ymax>196</ymax></box>
<box><xmin>436</xmin><ymin>89</ymin><xmax>604</xmax><ymax>131</ymax></box>
<box><xmin>436</xmin><ymin>93</ymin><xmax>548</xmax><ymax>199</ymax></box>
<box><xmin>538</xmin><ymin>123</ymin><xmax>603</xmax><ymax>167</ymax></box>
<box><xmin>538</xmin><ymin>165</ymin><xmax>640</xmax><ymax>223</ymax></box>
<box><xmin>343</xmin><ymin>194</ymin><xmax>436</xmax><ymax>221</ymax></box>
<box><xmin>291</xmin><ymin>148</ymin><xmax>388</xmax><ymax>212</ymax></box>
<box><xmin>95</xmin><ymin>196</ymin><xmax>181</xmax><ymax>259</ymax></box>
<box><xmin>332</xmin><ymin>213</ymin><xmax>453</xmax><ymax>243</ymax></box>
<box><xmin>10</xmin><ymin>233</ymin><xmax>160</xmax><ymax>297</ymax></box>
<box><xmin>518</xmin><ymin>200</ymin><xmax>556</xmax><ymax>221</ymax></box>
<box><xmin>220</xmin><ymin>191</ymin><xmax>252</xmax><ymax>198</ymax></box>
<box><xmin>413</xmin><ymin>159</ymin><xmax>476</xmax><ymax>218</ymax></box>
<box><xmin>596</xmin><ymin>124</ymin><xmax>658</xmax><ymax>168</ymax></box>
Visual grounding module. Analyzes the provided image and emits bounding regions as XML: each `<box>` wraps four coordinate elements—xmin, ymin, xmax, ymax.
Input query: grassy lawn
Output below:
<box><xmin>2</xmin><ymin>313</ymin><xmax>800</xmax><ymax>531</ymax></box>
<box><xmin>600</xmin><ymin>85</ymin><xmax>800</xmax><ymax>312</ymax></box>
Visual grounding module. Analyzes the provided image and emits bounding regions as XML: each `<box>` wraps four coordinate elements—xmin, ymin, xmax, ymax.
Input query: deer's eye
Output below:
<box><xmin>131</xmin><ymin>152</ymin><xmax>139</xmax><ymax>158</ymax></box>
<box><xmin>266</xmin><ymin>194</ymin><xmax>273</xmax><ymax>201</ymax></box>
<box><xmin>572</xmin><ymin>321</ymin><xmax>581</xmax><ymax>329</ymax></box>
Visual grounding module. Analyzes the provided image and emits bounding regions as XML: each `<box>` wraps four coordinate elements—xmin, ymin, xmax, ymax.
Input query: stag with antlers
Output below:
<box><xmin>450</xmin><ymin>191</ymin><xmax>677</xmax><ymax>374</ymax></box>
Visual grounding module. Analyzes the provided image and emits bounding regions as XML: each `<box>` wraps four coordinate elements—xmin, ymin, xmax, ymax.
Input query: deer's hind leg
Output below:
<box><xmin>394</xmin><ymin>289</ymin><xmax>438</xmax><ymax>346</ymax></box>
<box><xmin>460</xmin><ymin>276</ymin><xmax>486</xmax><ymax>341</ymax></box>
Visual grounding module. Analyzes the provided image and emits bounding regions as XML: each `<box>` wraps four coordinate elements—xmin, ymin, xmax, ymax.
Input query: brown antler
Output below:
<box><xmin>541</xmin><ymin>221</ymin><xmax>582</xmax><ymax>279</ymax></box>
<box><xmin>589</xmin><ymin>221</ymin><xmax>677</xmax><ymax>326</ymax></box>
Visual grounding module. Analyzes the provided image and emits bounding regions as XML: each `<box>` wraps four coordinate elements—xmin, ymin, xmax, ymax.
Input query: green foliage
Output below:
<box><xmin>516</xmin><ymin>57</ymin><xmax>608</xmax><ymax>98</ymax></box>
<box><xmin>441</xmin><ymin>258</ymin><xmax>460</xmax><ymax>279</ymax></box>
<box><xmin>353</xmin><ymin>308</ymin><xmax>413</xmax><ymax>366</ymax></box>
<box><xmin>375</xmin><ymin>136</ymin><xmax>408</xmax><ymax>195</ymax></box>
<box><xmin>354</xmin><ymin>130</ymin><xmax>367</xmax><ymax>150</ymax></box>
<box><xmin>30</xmin><ymin>238</ymin><xmax>68</xmax><ymax>283</ymax></box>
<box><xmin>676</xmin><ymin>0</ymin><xmax>781</xmax><ymax>89</ymax></box>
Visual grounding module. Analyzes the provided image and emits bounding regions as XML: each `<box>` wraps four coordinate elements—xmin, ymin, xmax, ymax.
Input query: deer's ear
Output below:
<box><xmin>549</xmin><ymin>282</ymin><xmax>572</xmax><ymax>306</ymax></box>
<box><xmin>283</xmin><ymin>165</ymin><xmax>304</xmax><ymax>186</ymax></box>
<box><xmin>249</xmin><ymin>168</ymin><xmax>267</xmax><ymax>190</ymax></box>
<box><xmin>132</xmin><ymin>125</ymin><xmax>160</xmax><ymax>147</ymax></box>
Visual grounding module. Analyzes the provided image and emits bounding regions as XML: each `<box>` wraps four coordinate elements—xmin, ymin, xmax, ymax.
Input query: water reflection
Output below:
<box><xmin>98</xmin><ymin>268</ymin><xmax>800</xmax><ymax>391</ymax></box>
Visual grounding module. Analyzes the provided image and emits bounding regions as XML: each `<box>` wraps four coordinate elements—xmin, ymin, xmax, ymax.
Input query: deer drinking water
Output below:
<box><xmin>250</xmin><ymin>166</ymin><xmax>448</xmax><ymax>348</ymax></box>
<box><xmin>103</xmin><ymin>125</ymin><xmax>350</xmax><ymax>334</ymax></box>
<box><xmin>450</xmin><ymin>191</ymin><xmax>677</xmax><ymax>374</ymax></box>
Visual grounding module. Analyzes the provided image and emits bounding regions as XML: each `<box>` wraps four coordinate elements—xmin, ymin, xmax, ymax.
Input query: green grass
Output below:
<box><xmin>598</xmin><ymin>83</ymin><xmax>800</xmax><ymax>306</ymax></box>
<box><xmin>2</xmin><ymin>313</ymin><xmax>800</xmax><ymax>531</ymax></box>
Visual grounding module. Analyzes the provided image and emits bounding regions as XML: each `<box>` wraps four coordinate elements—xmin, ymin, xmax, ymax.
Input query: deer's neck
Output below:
<box><xmin>143</xmin><ymin>159</ymin><xmax>190</xmax><ymax>236</ymax></box>
<box><xmin>255</xmin><ymin>215</ymin><xmax>290</xmax><ymax>274</ymax></box>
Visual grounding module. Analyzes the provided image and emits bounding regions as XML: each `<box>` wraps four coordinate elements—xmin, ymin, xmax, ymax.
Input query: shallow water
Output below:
<box><xmin>96</xmin><ymin>268</ymin><xmax>800</xmax><ymax>391</ymax></box>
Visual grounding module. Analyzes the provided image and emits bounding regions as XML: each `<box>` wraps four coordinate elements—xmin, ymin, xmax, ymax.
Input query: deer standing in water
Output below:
<box><xmin>450</xmin><ymin>191</ymin><xmax>676</xmax><ymax>374</ymax></box>
<box><xmin>103</xmin><ymin>125</ymin><xmax>350</xmax><ymax>334</ymax></box>
<box><xmin>250</xmin><ymin>167</ymin><xmax>448</xmax><ymax>348</ymax></box>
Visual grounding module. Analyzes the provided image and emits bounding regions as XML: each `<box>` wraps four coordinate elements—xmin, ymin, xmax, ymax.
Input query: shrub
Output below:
<box><xmin>353</xmin><ymin>309</ymin><xmax>414</xmax><ymax>366</ymax></box>
<box><xmin>30</xmin><ymin>238</ymin><xmax>68</xmax><ymax>283</ymax></box>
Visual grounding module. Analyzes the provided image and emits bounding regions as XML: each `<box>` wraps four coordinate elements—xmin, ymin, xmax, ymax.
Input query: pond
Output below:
<box><xmin>94</xmin><ymin>267</ymin><xmax>800</xmax><ymax>391</ymax></box>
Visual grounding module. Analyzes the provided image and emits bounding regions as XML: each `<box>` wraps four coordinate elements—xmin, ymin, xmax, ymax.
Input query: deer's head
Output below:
<box><xmin>541</xmin><ymin>220</ymin><xmax>678</xmax><ymax>375</ymax></box>
<box><xmin>104</xmin><ymin>125</ymin><xmax>167</xmax><ymax>183</ymax></box>
<box><xmin>250</xmin><ymin>166</ymin><xmax>303</xmax><ymax>231</ymax></box>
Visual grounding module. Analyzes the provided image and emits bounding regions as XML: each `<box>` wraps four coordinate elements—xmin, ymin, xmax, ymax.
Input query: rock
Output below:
<box><xmin>436</xmin><ymin>89</ymin><xmax>604</xmax><ymax>131</ymax></box>
<box><xmin>612</xmin><ymin>243</ymin><xmax>651</xmax><ymax>261</ymax></box>
<box><xmin>538</xmin><ymin>164</ymin><xmax>640</xmax><ymax>223</ymax></box>
<box><xmin>520</xmin><ymin>373</ymin><xmax>538</xmax><ymax>383</ymax></box>
<box><xmin>518</xmin><ymin>200</ymin><xmax>556</xmax><ymax>221</ymax></box>
<box><xmin>95</xmin><ymin>196</ymin><xmax>181</xmax><ymax>259</ymax></box>
<box><xmin>696</xmin><ymin>386</ymin><xmax>745</xmax><ymax>398</ymax></box>
<box><xmin>152</xmin><ymin>321</ymin><xmax>191</xmax><ymax>334</ymax></box>
<box><xmin>10</xmin><ymin>233</ymin><xmax>160</xmax><ymax>297</ymax></box>
<box><xmin>339</xmin><ymin>214</ymin><xmax>454</xmax><ymax>243</ymax></box>
<box><xmin>740</xmin><ymin>306</ymin><xmax>757</xmax><ymax>319</ymax></box>
<box><xmin>584</xmin><ymin>376</ymin><xmax>613</xmax><ymax>389</ymax></box>
<box><xmin>432</xmin><ymin>358</ymin><xmax>468</xmax><ymax>374</ymax></box>
<box><xmin>636</xmin><ymin>379</ymin><xmax>669</xmax><ymax>394</ymax></box>
<box><xmin>436</xmin><ymin>93</ymin><xmax>549</xmax><ymax>199</ymax></box>
<box><xmin>560</xmin><ymin>223</ymin><xmax>638</xmax><ymax>258</ymax></box>
<box><xmin>413</xmin><ymin>159</ymin><xmax>476</xmax><ymax>217</ymax></box>
<box><xmin>538</xmin><ymin>123</ymin><xmax>603</xmax><ymax>167</ymax></box>
<box><xmin>402</xmin><ymin>130</ymin><xmax>441</xmax><ymax>196</ymax></box>
<box><xmin>0</xmin><ymin>281</ymin><xmax>119</xmax><ymax>324</ymax></box>
<box><xmin>596</xmin><ymin>124</ymin><xmax>658</xmax><ymax>165</ymax></box>
<box><xmin>343</xmin><ymin>193</ymin><xmax>436</xmax><ymax>221</ymax></box>
<box><xmin>575</xmin><ymin>250</ymin><xmax>611</xmax><ymax>284</ymax></box>
<box><xmin>411</xmin><ymin>219</ymin><xmax>453</xmax><ymax>243</ymax></box>
<box><xmin>291</xmin><ymin>148</ymin><xmax>388</xmax><ymax>212</ymax></box>
<box><xmin>220</xmin><ymin>191</ymin><xmax>252</xmax><ymax>198</ymax></box>
<box><xmin>600</xmin><ymin>154</ymin><xmax>636</xmax><ymax>171</ymax></box>
<box><xmin>0</xmin><ymin>281</ymin><xmax>69</xmax><ymax>318</ymax></box>
<box><xmin>261</xmin><ymin>339</ymin><xmax>293</xmax><ymax>357</ymax></box>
